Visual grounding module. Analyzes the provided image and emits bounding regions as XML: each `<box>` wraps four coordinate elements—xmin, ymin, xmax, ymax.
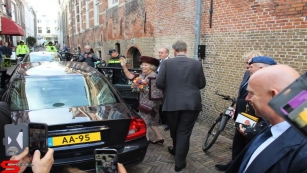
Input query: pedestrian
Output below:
<box><xmin>226</xmin><ymin>65</ymin><xmax>307</xmax><ymax>173</ymax></box>
<box><xmin>1</xmin><ymin>42</ymin><xmax>12</xmax><ymax>59</ymax></box>
<box><xmin>107</xmin><ymin>49</ymin><xmax>126</xmax><ymax>84</ymax></box>
<box><xmin>156</xmin><ymin>47</ymin><xmax>170</xmax><ymax>131</ymax></box>
<box><xmin>119</xmin><ymin>56</ymin><xmax>164</xmax><ymax>143</ymax></box>
<box><xmin>16</xmin><ymin>40</ymin><xmax>29</xmax><ymax>61</ymax></box>
<box><xmin>78</xmin><ymin>45</ymin><xmax>99</xmax><ymax>68</ymax></box>
<box><xmin>215</xmin><ymin>51</ymin><xmax>272</xmax><ymax>171</ymax></box>
<box><xmin>156</xmin><ymin>40</ymin><xmax>206</xmax><ymax>172</ymax></box>
<box><xmin>46</xmin><ymin>41</ymin><xmax>57</xmax><ymax>52</ymax></box>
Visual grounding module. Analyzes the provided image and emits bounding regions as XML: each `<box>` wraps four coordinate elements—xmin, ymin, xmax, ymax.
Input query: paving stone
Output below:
<box><xmin>127</xmin><ymin>122</ymin><xmax>232</xmax><ymax>173</ymax></box>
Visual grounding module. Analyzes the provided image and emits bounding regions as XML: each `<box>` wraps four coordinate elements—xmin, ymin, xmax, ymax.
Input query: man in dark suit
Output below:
<box><xmin>216</xmin><ymin>51</ymin><xmax>263</xmax><ymax>171</ymax></box>
<box><xmin>157</xmin><ymin>47</ymin><xmax>170</xmax><ymax>131</ymax></box>
<box><xmin>226</xmin><ymin>65</ymin><xmax>307</xmax><ymax>173</ymax></box>
<box><xmin>156</xmin><ymin>40</ymin><xmax>206</xmax><ymax>172</ymax></box>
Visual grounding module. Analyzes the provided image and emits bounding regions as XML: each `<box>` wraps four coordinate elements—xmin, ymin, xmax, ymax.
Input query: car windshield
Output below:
<box><xmin>9</xmin><ymin>75</ymin><xmax>117</xmax><ymax>111</ymax></box>
<box><xmin>28</xmin><ymin>54</ymin><xmax>55</xmax><ymax>62</ymax></box>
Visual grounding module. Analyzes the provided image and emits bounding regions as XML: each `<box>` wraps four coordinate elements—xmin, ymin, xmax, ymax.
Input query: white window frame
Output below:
<box><xmin>46</xmin><ymin>27</ymin><xmax>51</xmax><ymax>34</ymax></box>
<box><xmin>11</xmin><ymin>3</ymin><xmax>16</xmax><ymax>22</ymax></box>
<box><xmin>74</xmin><ymin>1</ymin><xmax>79</xmax><ymax>34</ymax></box>
<box><xmin>38</xmin><ymin>27</ymin><xmax>42</xmax><ymax>33</ymax></box>
<box><xmin>94</xmin><ymin>0</ymin><xmax>99</xmax><ymax>26</ymax></box>
<box><xmin>85</xmin><ymin>0</ymin><xmax>89</xmax><ymax>29</ymax></box>
<box><xmin>79</xmin><ymin>0</ymin><xmax>82</xmax><ymax>32</ymax></box>
<box><xmin>108</xmin><ymin>0</ymin><xmax>119</xmax><ymax>8</ymax></box>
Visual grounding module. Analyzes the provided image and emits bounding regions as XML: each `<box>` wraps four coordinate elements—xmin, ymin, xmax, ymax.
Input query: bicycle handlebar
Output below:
<box><xmin>215</xmin><ymin>90</ymin><xmax>236</xmax><ymax>103</ymax></box>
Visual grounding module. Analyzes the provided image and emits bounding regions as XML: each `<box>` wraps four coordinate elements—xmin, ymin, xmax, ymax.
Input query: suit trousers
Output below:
<box><xmin>232</xmin><ymin>128</ymin><xmax>250</xmax><ymax>160</ymax></box>
<box><xmin>159</xmin><ymin>105</ymin><xmax>168</xmax><ymax>124</ymax></box>
<box><xmin>167</xmin><ymin>110</ymin><xmax>199</xmax><ymax>166</ymax></box>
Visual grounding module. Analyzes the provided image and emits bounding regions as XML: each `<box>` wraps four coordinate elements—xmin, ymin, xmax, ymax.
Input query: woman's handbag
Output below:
<box><xmin>137</xmin><ymin>103</ymin><xmax>153</xmax><ymax>114</ymax></box>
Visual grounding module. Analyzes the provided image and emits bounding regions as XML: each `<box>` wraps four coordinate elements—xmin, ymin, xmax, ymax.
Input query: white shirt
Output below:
<box><xmin>157</xmin><ymin>57</ymin><xmax>169</xmax><ymax>72</ymax></box>
<box><xmin>244</xmin><ymin>121</ymin><xmax>291</xmax><ymax>172</ymax></box>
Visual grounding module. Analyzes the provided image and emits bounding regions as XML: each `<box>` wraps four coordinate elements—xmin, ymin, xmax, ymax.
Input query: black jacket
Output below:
<box><xmin>78</xmin><ymin>52</ymin><xmax>98</xmax><ymax>67</ymax></box>
<box><xmin>1</xmin><ymin>46</ymin><xmax>12</xmax><ymax>57</ymax></box>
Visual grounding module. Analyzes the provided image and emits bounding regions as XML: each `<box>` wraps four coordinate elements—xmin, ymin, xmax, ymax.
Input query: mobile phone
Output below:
<box><xmin>28</xmin><ymin>123</ymin><xmax>48</xmax><ymax>156</ymax></box>
<box><xmin>94</xmin><ymin>149</ymin><xmax>118</xmax><ymax>173</ymax></box>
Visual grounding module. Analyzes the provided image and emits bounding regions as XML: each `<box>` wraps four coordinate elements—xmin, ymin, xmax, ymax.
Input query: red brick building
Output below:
<box><xmin>63</xmin><ymin>0</ymin><xmax>307</xmax><ymax>137</ymax></box>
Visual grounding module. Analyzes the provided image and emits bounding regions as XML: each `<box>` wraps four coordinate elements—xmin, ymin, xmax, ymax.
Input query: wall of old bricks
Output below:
<box><xmin>199</xmin><ymin>0</ymin><xmax>307</xmax><ymax>138</ymax></box>
<box><xmin>69</xmin><ymin>0</ymin><xmax>197</xmax><ymax>63</ymax></box>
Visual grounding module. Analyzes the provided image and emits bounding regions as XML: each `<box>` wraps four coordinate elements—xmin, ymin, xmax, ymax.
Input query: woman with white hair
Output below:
<box><xmin>120</xmin><ymin>56</ymin><xmax>164</xmax><ymax>144</ymax></box>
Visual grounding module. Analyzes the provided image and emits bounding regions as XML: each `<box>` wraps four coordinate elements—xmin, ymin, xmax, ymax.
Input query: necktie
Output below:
<box><xmin>238</xmin><ymin>127</ymin><xmax>272</xmax><ymax>173</ymax></box>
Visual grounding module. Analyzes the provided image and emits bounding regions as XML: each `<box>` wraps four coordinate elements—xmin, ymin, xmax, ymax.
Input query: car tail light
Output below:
<box><xmin>125</xmin><ymin>116</ymin><xmax>146</xmax><ymax>141</ymax></box>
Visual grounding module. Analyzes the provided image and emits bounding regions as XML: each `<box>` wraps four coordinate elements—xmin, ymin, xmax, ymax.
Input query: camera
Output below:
<box><xmin>119</xmin><ymin>54</ymin><xmax>125</xmax><ymax>58</ymax></box>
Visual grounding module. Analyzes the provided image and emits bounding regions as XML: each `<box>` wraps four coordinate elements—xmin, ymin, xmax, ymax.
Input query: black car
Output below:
<box><xmin>1</xmin><ymin>61</ymin><xmax>148</xmax><ymax>172</ymax></box>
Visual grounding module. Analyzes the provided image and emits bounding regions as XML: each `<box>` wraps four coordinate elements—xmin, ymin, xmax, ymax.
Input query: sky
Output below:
<box><xmin>27</xmin><ymin>0</ymin><xmax>59</xmax><ymax>18</ymax></box>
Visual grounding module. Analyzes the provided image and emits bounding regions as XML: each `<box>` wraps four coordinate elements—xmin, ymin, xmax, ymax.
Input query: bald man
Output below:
<box><xmin>226</xmin><ymin>65</ymin><xmax>307</xmax><ymax>173</ymax></box>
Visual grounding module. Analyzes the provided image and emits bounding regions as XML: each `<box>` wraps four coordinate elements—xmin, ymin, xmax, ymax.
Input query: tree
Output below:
<box><xmin>26</xmin><ymin>36</ymin><xmax>36</xmax><ymax>47</ymax></box>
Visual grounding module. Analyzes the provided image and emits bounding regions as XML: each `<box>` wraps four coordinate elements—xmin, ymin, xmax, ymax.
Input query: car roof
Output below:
<box><xmin>30</xmin><ymin>51</ymin><xmax>56</xmax><ymax>55</ymax></box>
<box><xmin>13</xmin><ymin>61</ymin><xmax>101</xmax><ymax>79</ymax></box>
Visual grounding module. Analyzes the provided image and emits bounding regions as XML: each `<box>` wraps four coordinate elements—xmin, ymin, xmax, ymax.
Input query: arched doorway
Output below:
<box><xmin>127</xmin><ymin>47</ymin><xmax>141</xmax><ymax>68</ymax></box>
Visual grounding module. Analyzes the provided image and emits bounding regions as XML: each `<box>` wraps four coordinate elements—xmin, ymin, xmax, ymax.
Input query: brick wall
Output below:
<box><xmin>69</xmin><ymin>0</ymin><xmax>197</xmax><ymax>61</ymax></box>
<box><xmin>199</xmin><ymin>0</ymin><xmax>307</xmax><ymax>138</ymax></box>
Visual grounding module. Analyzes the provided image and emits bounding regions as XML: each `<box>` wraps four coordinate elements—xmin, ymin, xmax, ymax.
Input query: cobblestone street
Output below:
<box><xmin>127</xmin><ymin>121</ymin><xmax>232</xmax><ymax>173</ymax></box>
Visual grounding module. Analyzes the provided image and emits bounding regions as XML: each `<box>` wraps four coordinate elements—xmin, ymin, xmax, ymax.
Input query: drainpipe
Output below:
<box><xmin>70</xmin><ymin>0</ymin><xmax>74</xmax><ymax>49</ymax></box>
<box><xmin>193</xmin><ymin>0</ymin><xmax>202</xmax><ymax>60</ymax></box>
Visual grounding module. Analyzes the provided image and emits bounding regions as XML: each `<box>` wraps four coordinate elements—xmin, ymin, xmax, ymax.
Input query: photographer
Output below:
<box><xmin>107</xmin><ymin>49</ymin><xmax>126</xmax><ymax>84</ymax></box>
<box><xmin>78</xmin><ymin>45</ymin><xmax>99</xmax><ymax>68</ymax></box>
<box><xmin>46</xmin><ymin>41</ymin><xmax>57</xmax><ymax>53</ymax></box>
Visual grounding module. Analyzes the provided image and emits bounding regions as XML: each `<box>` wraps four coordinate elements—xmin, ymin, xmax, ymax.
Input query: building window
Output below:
<box><xmin>46</xmin><ymin>27</ymin><xmax>51</xmax><ymax>34</ymax></box>
<box><xmin>54</xmin><ymin>20</ymin><xmax>57</xmax><ymax>24</ymax></box>
<box><xmin>115</xmin><ymin>43</ymin><xmax>120</xmax><ymax>54</ymax></box>
<box><xmin>38</xmin><ymin>27</ymin><xmax>42</xmax><ymax>33</ymax></box>
<box><xmin>79</xmin><ymin>0</ymin><xmax>82</xmax><ymax>31</ymax></box>
<box><xmin>37</xmin><ymin>20</ymin><xmax>41</xmax><ymax>23</ymax></box>
<box><xmin>11</xmin><ymin>3</ymin><xmax>16</xmax><ymax>22</ymax></box>
<box><xmin>94</xmin><ymin>0</ymin><xmax>99</xmax><ymax>25</ymax></box>
<box><xmin>46</xmin><ymin>20</ymin><xmax>50</xmax><ymax>25</ymax></box>
<box><xmin>108</xmin><ymin>0</ymin><xmax>118</xmax><ymax>8</ymax></box>
<box><xmin>85</xmin><ymin>0</ymin><xmax>89</xmax><ymax>28</ymax></box>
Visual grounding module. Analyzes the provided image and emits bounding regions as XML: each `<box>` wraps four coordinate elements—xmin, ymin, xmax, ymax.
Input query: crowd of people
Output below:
<box><xmin>3</xmin><ymin>39</ymin><xmax>307</xmax><ymax>173</ymax></box>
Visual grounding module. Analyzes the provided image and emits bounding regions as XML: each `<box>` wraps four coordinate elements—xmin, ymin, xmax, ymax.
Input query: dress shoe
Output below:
<box><xmin>168</xmin><ymin>146</ymin><xmax>175</xmax><ymax>155</ymax></box>
<box><xmin>175</xmin><ymin>163</ymin><xmax>186</xmax><ymax>172</ymax></box>
<box><xmin>149</xmin><ymin>139</ymin><xmax>164</xmax><ymax>144</ymax></box>
<box><xmin>164</xmin><ymin>125</ymin><xmax>170</xmax><ymax>131</ymax></box>
<box><xmin>215</xmin><ymin>161</ymin><xmax>231</xmax><ymax>171</ymax></box>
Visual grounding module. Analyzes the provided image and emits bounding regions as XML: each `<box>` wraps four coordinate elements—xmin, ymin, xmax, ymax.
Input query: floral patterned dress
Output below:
<box><xmin>137</xmin><ymin>72</ymin><xmax>162</xmax><ymax>126</ymax></box>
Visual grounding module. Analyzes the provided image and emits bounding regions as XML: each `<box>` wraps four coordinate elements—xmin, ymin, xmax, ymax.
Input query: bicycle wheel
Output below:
<box><xmin>202</xmin><ymin>116</ymin><xmax>222</xmax><ymax>152</ymax></box>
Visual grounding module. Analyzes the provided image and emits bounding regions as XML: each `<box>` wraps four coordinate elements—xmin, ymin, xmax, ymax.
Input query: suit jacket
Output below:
<box><xmin>156</xmin><ymin>57</ymin><xmax>170</xmax><ymax>73</ymax></box>
<box><xmin>234</xmin><ymin>70</ymin><xmax>251</xmax><ymax>120</ymax></box>
<box><xmin>156</xmin><ymin>54</ymin><xmax>206</xmax><ymax>111</ymax></box>
<box><xmin>226</xmin><ymin>126</ymin><xmax>307</xmax><ymax>173</ymax></box>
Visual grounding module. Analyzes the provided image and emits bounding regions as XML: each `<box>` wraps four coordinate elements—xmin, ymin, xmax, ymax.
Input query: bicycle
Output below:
<box><xmin>202</xmin><ymin>90</ymin><xmax>236</xmax><ymax>152</ymax></box>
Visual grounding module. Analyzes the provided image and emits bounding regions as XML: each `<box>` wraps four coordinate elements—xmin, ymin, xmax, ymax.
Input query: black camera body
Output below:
<box><xmin>119</xmin><ymin>54</ymin><xmax>125</xmax><ymax>58</ymax></box>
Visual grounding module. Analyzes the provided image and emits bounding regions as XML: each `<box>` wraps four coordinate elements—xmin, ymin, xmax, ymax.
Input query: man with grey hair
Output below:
<box><xmin>78</xmin><ymin>45</ymin><xmax>99</xmax><ymax>68</ymax></box>
<box><xmin>217</xmin><ymin>55</ymin><xmax>276</xmax><ymax>171</ymax></box>
<box><xmin>157</xmin><ymin>47</ymin><xmax>170</xmax><ymax>131</ymax></box>
<box><xmin>156</xmin><ymin>40</ymin><xmax>206</xmax><ymax>172</ymax></box>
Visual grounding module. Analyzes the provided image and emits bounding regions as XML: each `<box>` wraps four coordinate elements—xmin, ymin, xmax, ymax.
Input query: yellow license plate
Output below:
<box><xmin>48</xmin><ymin>132</ymin><xmax>101</xmax><ymax>147</ymax></box>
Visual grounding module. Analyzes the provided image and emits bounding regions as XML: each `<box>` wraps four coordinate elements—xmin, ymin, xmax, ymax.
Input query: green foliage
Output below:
<box><xmin>26</xmin><ymin>36</ymin><xmax>36</xmax><ymax>47</ymax></box>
